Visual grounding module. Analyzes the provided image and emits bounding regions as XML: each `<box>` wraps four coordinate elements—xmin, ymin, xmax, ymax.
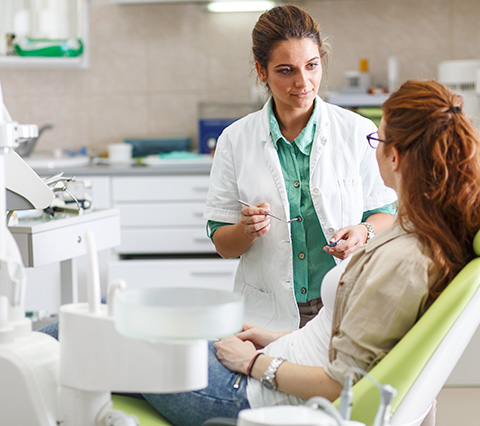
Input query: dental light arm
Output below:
<box><xmin>0</xmin><ymin>80</ymin><xmax>53</xmax><ymax>337</ymax></box>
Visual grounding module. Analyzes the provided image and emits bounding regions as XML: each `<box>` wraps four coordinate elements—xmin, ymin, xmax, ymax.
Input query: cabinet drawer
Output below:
<box><xmin>116</xmin><ymin>228</ymin><xmax>215</xmax><ymax>254</ymax></box>
<box><xmin>13</xmin><ymin>213</ymin><xmax>120</xmax><ymax>267</ymax></box>
<box><xmin>112</xmin><ymin>176</ymin><xmax>210</xmax><ymax>202</ymax></box>
<box><xmin>108</xmin><ymin>258</ymin><xmax>239</xmax><ymax>292</ymax></box>
<box><xmin>116</xmin><ymin>202</ymin><xmax>205</xmax><ymax>227</ymax></box>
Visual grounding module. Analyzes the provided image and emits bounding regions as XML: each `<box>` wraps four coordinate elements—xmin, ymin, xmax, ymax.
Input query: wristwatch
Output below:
<box><xmin>360</xmin><ymin>222</ymin><xmax>375</xmax><ymax>242</ymax></box>
<box><xmin>261</xmin><ymin>357</ymin><xmax>286</xmax><ymax>390</ymax></box>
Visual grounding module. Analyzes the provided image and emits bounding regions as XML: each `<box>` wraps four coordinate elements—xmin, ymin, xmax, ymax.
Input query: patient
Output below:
<box><xmin>41</xmin><ymin>80</ymin><xmax>480</xmax><ymax>426</ymax></box>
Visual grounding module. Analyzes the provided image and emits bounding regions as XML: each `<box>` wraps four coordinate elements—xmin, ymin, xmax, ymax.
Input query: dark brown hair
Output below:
<box><xmin>252</xmin><ymin>5</ymin><xmax>328</xmax><ymax>71</ymax></box>
<box><xmin>382</xmin><ymin>80</ymin><xmax>480</xmax><ymax>304</ymax></box>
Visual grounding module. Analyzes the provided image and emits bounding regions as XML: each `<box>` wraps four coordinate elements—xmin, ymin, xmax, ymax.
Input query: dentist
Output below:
<box><xmin>204</xmin><ymin>5</ymin><xmax>396</xmax><ymax>329</ymax></box>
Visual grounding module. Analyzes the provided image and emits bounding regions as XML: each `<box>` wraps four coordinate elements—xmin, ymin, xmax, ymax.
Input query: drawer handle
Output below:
<box><xmin>192</xmin><ymin>186</ymin><xmax>209</xmax><ymax>192</ymax></box>
<box><xmin>193</xmin><ymin>212</ymin><xmax>204</xmax><ymax>218</ymax></box>
<box><xmin>190</xmin><ymin>271</ymin><xmax>234</xmax><ymax>277</ymax></box>
<box><xmin>77</xmin><ymin>236</ymin><xmax>82</xmax><ymax>243</ymax></box>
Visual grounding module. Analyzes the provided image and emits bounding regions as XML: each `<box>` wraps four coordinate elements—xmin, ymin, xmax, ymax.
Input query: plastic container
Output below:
<box><xmin>108</xmin><ymin>143</ymin><xmax>133</xmax><ymax>164</ymax></box>
<box><xmin>14</xmin><ymin>38</ymin><xmax>83</xmax><ymax>57</ymax></box>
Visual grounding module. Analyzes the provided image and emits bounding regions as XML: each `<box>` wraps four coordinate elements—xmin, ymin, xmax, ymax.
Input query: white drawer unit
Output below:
<box><xmin>112</xmin><ymin>175</ymin><xmax>210</xmax><ymax>202</ymax></box>
<box><xmin>108</xmin><ymin>258</ymin><xmax>239</xmax><ymax>292</ymax></box>
<box><xmin>112</xmin><ymin>175</ymin><xmax>214</xmax><ymax>255</ymax></box>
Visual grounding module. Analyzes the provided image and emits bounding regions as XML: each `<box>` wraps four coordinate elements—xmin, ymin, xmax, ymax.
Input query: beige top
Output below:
<box><xmin>325</xmin><ymin>222</ymin><xmax>437</xmax><ymax>384</ymax></box>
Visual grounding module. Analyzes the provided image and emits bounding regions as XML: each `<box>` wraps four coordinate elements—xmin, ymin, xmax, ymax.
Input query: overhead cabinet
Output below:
<box><xmin>0</xmin><ymin>0</ymin><xmax>89</xmax><ymax>69</ymax></box>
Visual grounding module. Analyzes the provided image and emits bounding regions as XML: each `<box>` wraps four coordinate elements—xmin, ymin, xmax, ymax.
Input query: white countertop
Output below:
<box><xmin>31</xmin><ymin>156</ymin><xmax>213</xmax><ymax>177</ymax></box>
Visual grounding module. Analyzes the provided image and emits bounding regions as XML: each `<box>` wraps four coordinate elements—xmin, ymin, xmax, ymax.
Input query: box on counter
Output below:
<box><xmin>125</xmin><ymin>138</ymin><xmax>191</xmax><ymax>158</ymax></box>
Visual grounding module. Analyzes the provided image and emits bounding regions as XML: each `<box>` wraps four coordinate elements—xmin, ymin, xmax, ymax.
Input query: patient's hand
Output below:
<box><xmin>236</xmin><ymin>323</ymin><xmax>292</xmax><ymax>349</ymax></box>
<box><xmin>213</xmin><ymin>335</ymin><xmax>257</xmax><ymax>374</ymax></box>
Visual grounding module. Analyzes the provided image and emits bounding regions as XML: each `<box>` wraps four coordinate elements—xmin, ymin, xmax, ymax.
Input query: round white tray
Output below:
<box><xmin>114</xmin><ymin>287</ymin><xmax>244</xmax><ymax>342</ymax></box>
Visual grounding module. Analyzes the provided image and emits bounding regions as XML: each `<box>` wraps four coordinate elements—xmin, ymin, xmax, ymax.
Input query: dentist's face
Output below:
<box><xmin>256</xmin><ymin>37</ymin><xmax>322</xmax><ymax>113</ymax></box>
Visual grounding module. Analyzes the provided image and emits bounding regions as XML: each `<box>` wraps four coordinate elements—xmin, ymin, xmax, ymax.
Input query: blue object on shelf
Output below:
<box><xmin>125</xmin><ymin>138</ymin><xmax>191</xmax><ymax>158</ymax></box>
<box><xmin>198</xmin><ymin>119</ymin><xmax>237</xmax><ymax>154</ymax></box>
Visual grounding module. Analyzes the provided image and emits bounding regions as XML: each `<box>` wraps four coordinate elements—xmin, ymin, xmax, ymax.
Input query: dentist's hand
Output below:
<box><xmin>240</xmin><ymin>202</ymin><xmax>271</xmax><ymax>240</ymax></box>
<box><xmin>214</xmin><ymin>335</ymin><xmax>257</xmax><ymax>374</ymax></box>
<box><xmin>236</xmin><ymin>323</ymin><xmax>290</xmax><ymax>349</ymax></box>
<box><xmin>323</xmin><ymin>224</ymin><xmax>369</xmax><ymax>260</ymax></box>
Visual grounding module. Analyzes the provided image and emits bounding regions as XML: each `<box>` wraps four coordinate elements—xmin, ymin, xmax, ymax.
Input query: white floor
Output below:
<box><xmin>436</xmin><ymin>387</ymin><xmax>480</xmax><ymax>426</ymax></box>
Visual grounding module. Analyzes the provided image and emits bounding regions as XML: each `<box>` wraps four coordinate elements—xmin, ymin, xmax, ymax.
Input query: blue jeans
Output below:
<box><xmin>38</xmin><ymin>322</ymin><xmax>250</xmax><ymax>426</ymax></box>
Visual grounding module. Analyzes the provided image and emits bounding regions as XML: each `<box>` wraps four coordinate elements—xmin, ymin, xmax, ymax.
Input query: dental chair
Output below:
<box><xmin>111</xmin><ymin>230</ymin><xmax>480</xmax><ymax>426</ymax></box>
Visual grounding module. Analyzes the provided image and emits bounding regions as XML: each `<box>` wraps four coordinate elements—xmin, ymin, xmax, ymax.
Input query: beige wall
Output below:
<box><xmin>0</xmin><ymin>0</ymin><xmax>479</xmax><ymax>153</ymax></box>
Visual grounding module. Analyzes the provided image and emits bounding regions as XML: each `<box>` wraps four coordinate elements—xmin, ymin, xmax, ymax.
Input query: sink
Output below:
<box><xmin>25</xmin><ymin>152</ymin><xmax>90</xmax><ymax>169</ymax></box>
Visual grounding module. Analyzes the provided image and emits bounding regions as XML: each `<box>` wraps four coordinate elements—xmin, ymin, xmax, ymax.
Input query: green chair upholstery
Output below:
<box><xmin>112</xmin><ymin>395</ymin><xmax>173</xmax><ymax>426</ymax></box>
<box><xmin>345</xmin><ymin>230</ymin><xmax>480</xmax><ymax>425</ymax></box>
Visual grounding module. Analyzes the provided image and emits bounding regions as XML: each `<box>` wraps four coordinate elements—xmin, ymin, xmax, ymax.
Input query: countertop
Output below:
<box><xmin>30</xmin><ymin>157</ymin><xmax>213</xmax><ymax>177</ymax></box>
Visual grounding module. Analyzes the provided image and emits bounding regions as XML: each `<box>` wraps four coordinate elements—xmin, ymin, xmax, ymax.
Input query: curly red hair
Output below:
<box><xmin>382</xmin><ymin>80</ymin><xmax>480</xmax><ymax>304</ymax></box>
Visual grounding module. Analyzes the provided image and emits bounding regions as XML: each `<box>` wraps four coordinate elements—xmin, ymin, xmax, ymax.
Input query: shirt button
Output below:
<box><xmin>299</xmin><ymin>252</ymin><xmax>305</xmax><ymax>260</ymax></box>
<box><xmin>333</xmin><ymin>328</ymin><xmax>339</xmax><ymax>335</ymax></box>
<box><xmin>339</xmin><ymin>280</ymin><xmax>344</xmax><ymax>286</ymax></box>
<box><xmin>328</xmin><ymin>227</ymin><xmax>335</xmax><ymax>233</ymax></box>
<box><xmin>312</xmin><ymin>188</ymin><xmax>319</xmax><ymax>196</ymax></box>
<box><xmin>301</xmin><ymin>287</ymin><xmax>307</xmax><ymax>294</ymax></box>
<box><xmin>294</xmin><ymin>181</ymin><xmax>300</xmax><ymax>188</ymax></box>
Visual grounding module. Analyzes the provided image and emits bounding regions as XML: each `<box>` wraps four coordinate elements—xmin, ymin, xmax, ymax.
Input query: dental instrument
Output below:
<box><xmin>338</xmin><ymin>373</ymin><xmax>353</xmax><ymax>420</ymax></box>
<box><xmin>237</xmin><ymin>199</ymin><xmax>300</xmax><ymax>223</ymax></box>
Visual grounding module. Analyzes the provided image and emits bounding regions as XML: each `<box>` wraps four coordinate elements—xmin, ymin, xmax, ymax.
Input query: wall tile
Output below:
<box><xmin>88</xmin><ymin>94</ymin><xmax>148</xmax><ymax>152</ymax></box>
<box><xmin>87</xmin><ymin>3</ymin><xmax>149</xmax><ymax>93</ymax></box>
<box><xmin>148</xmin><ymin>92</ymin><xmax>200</xmax><ymax>144</ymax></box>
<box><xmin>452</xmin><ymin>0</ymin><xmax>480</xmax><ymax>59</ymax></box>
<box><xmin>145</xmin><ymin>4</ymin><xmax>208</xmax><ymax>93</ymax></box>
<box><xmin>27</xmin><ymin>94</ymin><xmax>89</xmax><ymax>151</ymax></box>
<box><xmin>1</xmin><ymin>0</ymin><xmax>477</xmax><ymax>153</ymax></box>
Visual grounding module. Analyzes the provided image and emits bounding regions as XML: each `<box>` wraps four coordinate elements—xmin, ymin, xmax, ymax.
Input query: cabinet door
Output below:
<box><xmin>108</xmin><ymin>258</ymin><xmax>239</xmax><ymax>292</ymax></box>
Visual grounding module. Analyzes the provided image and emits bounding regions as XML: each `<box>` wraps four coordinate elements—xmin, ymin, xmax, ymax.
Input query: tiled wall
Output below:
<box><xmin>0</xmin><ymin>0</ymin><xmax>479</xmax><ymax>153</ymax></box>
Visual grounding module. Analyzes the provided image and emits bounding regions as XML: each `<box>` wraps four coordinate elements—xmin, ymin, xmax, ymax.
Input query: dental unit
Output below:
<box><xmin>0</xmin><ymin>80</ymin><xmax>244</xmax><ymax>426</ymax></box>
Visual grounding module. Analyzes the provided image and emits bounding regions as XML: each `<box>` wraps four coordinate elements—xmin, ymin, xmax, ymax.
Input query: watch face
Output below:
<box><xmin>261</xmin><ymin>375</ymin><xmax>275</xmax><ymax>390</ymax></box>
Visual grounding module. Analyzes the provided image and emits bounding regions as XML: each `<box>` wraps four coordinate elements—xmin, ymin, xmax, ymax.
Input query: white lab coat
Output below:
<box><xmin>203</xmin><ymin>96</ymin><xmax>397</xmax><ymax>330</ymax></box>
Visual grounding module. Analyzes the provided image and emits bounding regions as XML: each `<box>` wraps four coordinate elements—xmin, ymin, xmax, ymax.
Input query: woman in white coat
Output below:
<box><xmin>204</xmin><ymin>5</ymin><xmax>397</xmax><ymax>330</ymax></box>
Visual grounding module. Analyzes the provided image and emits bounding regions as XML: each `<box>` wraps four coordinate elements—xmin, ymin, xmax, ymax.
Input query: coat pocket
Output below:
<box><xmin>240</xmin><ymin>283</ymin><xmax>277</xmax><ymax>328</ymax></box>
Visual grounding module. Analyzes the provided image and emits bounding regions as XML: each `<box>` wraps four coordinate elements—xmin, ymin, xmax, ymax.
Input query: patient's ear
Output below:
<box><xmin>391</xmin><ymin>146</ymin><xmax>402</xmax><ymax>172</ymax></box>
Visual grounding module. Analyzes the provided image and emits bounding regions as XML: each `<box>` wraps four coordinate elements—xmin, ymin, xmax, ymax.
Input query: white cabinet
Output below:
<box><xmin>108</xmin><ymin>172</ymin><xmax>237</xmax><ymax>292</ymax></box>
<box><xmin>112</xmin><ymin>175</ymin><xmax>212</xmax><ymax>254</ymax></box>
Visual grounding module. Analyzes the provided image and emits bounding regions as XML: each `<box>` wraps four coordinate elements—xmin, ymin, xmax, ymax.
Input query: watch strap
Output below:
<box><xmin>360</xmin><ymin>221</ymin><xmax>375</xmax><ymax>241</ymax></box>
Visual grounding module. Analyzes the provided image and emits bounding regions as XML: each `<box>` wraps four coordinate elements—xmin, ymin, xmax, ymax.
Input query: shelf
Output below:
<box><xmin>326</xmin><ymin>92</ymin><xmax>389</xmax><ymax>108</ymax></box>
<box><xmin>0</xmin><ymin>0</ymin><xmax>89</xmax><ymax>70</ymax></box>
<box><xmin>0</xmin><ymin>55</ymin><xmax>88</xmax><ymax>70</ymax></box>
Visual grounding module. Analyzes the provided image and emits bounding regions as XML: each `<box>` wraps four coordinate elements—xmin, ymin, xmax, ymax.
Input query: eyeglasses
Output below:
<box><xmin>366</xmin><ymin>131</ymin><xmax>389</xmax><ymax>149</ymax></box>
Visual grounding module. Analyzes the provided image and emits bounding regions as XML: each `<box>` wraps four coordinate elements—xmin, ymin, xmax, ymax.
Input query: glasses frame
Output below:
<box><xmin>366</xmin><ymin>131</ymin><xmax>389</xmax><ymax>149</ymax></box>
